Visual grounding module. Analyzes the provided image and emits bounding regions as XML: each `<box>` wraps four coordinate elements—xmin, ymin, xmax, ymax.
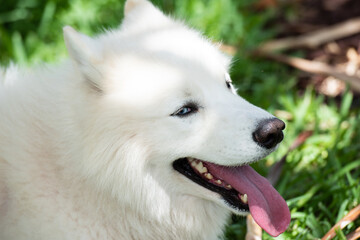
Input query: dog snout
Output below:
<box><xmin>252</xmin><ymin>118</ymin><xmax>285</xmax><ymax>149</ymax></box>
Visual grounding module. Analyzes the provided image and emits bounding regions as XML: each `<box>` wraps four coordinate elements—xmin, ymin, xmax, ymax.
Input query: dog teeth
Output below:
<box><xmin>189</xmin><ymin>158</ymin><xmax>208</xmax><ymax>174</ymax></box>
<box><xmin>240</xmin><ymin>194</ymin><xmax>248</xmax><ymax>204</ymax></box>
<box><xmin>204</xmin><ymin>173</ymin><xmax>213</xmax><ymax>180</ymax></box>
<box><xmin>195</xmin><ymin>162</ymin><xmax>207</xmax><ymax>174</ymax></box>
<box><xmin>199</xmin><ymin>167</ymin><xmax>208</xmax><ymax>174</ymax></box>
<box><xmin>188</xmin><ymin>158</ymin><xmax>234</xmax><ymax>191</ymax></box>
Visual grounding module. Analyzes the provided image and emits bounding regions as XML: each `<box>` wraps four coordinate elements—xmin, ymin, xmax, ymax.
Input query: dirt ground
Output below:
<box><xmin>263</xmin><ymin>0</ymin><xmax>360</xmax><ymax>98</ymax></box>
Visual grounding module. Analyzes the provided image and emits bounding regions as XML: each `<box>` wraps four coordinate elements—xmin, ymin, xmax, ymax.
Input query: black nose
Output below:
<box><xmin>252</xmin><ymin>118</ymin><xmax>285</xmax><ymax>149</ymax></box>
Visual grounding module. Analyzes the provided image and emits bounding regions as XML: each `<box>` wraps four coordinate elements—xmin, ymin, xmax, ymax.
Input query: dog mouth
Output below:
<box><xmin>173</xmin><ymin>157</ymin><xmax>291</xmax><ymax>237</ymax></box>
<box><xmin>173</xmin><ymin>158</ymin><xmax>249</xmax><ymax>211</ymax></box>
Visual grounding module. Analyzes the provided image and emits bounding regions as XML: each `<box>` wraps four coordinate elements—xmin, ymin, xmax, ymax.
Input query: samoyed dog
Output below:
<box><xmin>0</xmin><ymin>0</ymin><xmax>290</xmax><ymax>239</ymax></box>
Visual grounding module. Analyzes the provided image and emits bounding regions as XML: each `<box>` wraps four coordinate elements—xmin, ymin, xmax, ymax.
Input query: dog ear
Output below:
<box><xmin>122</xmin><ymin>0</ymin><xmax>170</xmax><ymax>32</ymax></box>
<box><xmin>63</xmin><ymin>26</ymin><xmax>103</xmax><ymax>92</ymax></box>
<box><xmin>124</xmin><ymin>0</ymin><xmax>148</xmax><ymax>16</ymax></box>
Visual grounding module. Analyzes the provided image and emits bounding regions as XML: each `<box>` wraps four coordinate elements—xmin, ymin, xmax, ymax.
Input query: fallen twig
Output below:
<box><xmin>321</xmin><ymin>204</ymin><xmax>360</xmax><ymax>240</ymax></box>
<box><xmin>246</xmin><ymin>215</ymin><xmax>263</xmax><ymax>240</ymax></box>
<box><xmin>346</xmin><ymin>226</ymin><xmax>360</xmax><ymax>240</ymax></box>
<box><xmin>254</xmin><ymin>51</ymin><xmax>360</xmax><ymax>92</ymax></box>
<box><xmin>220</xmin><ymin>43</ymin><xmax>360</xmax><ymax>92</ymax></box>
<box><xmin>219</xmin><ymin>43</ymin><xmax>237</xmax><ymax>56</ymax></box>
<box><xmin>258</xmin><ymin>17</ymin><xmax>360</xmax><ymax>52</ymax></box>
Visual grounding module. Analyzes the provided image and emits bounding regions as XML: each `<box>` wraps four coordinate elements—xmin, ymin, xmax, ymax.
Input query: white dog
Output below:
<box><xmin>0</xmin><ymin>0</ymin><xmax>290</xmax><ymax>239</ymax></box>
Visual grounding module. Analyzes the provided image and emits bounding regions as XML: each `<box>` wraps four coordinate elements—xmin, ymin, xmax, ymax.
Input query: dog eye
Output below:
<box><xmin>225</xmin><ymin>73</ymin><xmax>233</xmax><ymax>90</ymax></box>
<box><xmin>171</xmin><ymin>102</ymin><xmax>199</xmax><ymax>117</ymax></box>
<box><xmin>177</xmin><ymin>107</ymin><xmax>192</xmax><ymax>115</ymax></box>
<box><xmin>226</xmin><ymin>81</ymin><xmax>232</xmax><ymax>89</ymax></box>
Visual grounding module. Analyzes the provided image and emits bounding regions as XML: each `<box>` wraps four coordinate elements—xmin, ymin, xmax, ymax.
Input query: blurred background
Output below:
<box><xmin>1</xmin><ymin>0</ymin><xmax>359</xmax><ymax>239</ymax></box>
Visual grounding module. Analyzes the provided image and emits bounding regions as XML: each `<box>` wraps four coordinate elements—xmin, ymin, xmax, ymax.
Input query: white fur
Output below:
<box><xmin>0</xmin><ymin>1</ymin><xmax>275</xmax><ymax>239</ymax></box>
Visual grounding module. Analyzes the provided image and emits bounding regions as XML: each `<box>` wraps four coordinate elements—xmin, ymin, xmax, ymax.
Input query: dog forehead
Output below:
<box><xmin>141</xmin><ymin>28</ymin><xmax>228</xmax><ymax>67</ymax></box>
<box><xmin>104</xmin><ymin>0</ymin><xmax>231</xmax><ymax>80</ymax></box>
<box><xmin>102</xmin><ymin>54</ymin><xmax>228</xmax><ymax>113</ymax></box>
<box><xmin>102</xmin><ymin>18</ymin><xmax>230</xmax><ymax>74</ymax></box>
<box><xmin>100</xmin><ymin>20</ymin><xmax>231</xmax><ymax>103</ymax></box>
<box><xmin>104</xmin><ymin>55</ymin><xmax>187</xmax><ymax>100</ymax></box>
<box><xmin>107</xmin><ymin>49</ymin><xmax>225</xmax><ymax>86</ymax></box>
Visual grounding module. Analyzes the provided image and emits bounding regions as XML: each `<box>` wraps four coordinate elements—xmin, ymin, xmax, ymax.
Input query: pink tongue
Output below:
<box><xmin>206</xmin><ymin>164</ymin><xmax>290</xmax><ymax>237</ymax></box>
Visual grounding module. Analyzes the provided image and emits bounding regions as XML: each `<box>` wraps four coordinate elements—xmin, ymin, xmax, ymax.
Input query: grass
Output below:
<box><xmin>1</xmin><ymin>0</ymin><xmax>359</xmax><ymax>239</ymax></box>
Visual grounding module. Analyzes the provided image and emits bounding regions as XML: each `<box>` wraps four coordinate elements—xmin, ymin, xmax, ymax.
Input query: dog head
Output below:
<box><xmin>63</xmin><ymin>0</ymin><xmax>290</xmax><ymax>236</ymax></box>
